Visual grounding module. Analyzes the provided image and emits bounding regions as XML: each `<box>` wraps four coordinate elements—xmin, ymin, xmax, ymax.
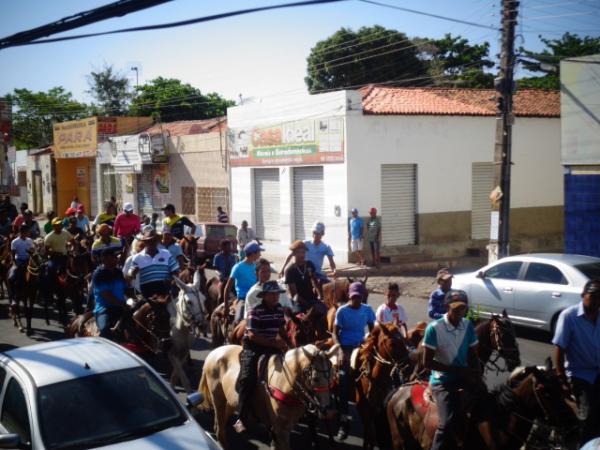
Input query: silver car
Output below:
<box><xmin>452</xmin><ymin>254</ymin><xmax>600</xmax><ymax>332</ymax></box>
<box><xmin>0</xmin><ymin>338</ymin><xmax>221</xmax><ymax>450</ymax></box>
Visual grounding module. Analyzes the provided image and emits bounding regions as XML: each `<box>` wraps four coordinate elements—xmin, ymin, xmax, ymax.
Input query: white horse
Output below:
<box><xmin>170</xmin><ymin>272</ymin><xmax>208</xmax><ymax>393</ymax></box>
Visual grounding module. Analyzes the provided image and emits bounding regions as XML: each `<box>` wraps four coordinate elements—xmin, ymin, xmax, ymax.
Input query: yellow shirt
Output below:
<box><xmin>44</xmin><ymin>231</ymin><xmax>73</xmax><ymax>255</ymax></box>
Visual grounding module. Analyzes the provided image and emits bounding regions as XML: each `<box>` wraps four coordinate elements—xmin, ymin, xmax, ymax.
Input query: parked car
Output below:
<box><xmin>196</xmin><ymin>222</ymin><xmax>238</xmax><ymax>263</ymax></box>
<box><xmin>0</xmin><ymin>338</ymin><xmax>221</xmax><ymax>450</ymax></box>
<box><xmin>452</xmin><ymin>253</ymin><xmax>600</xmax><ymax>332</ymax></box>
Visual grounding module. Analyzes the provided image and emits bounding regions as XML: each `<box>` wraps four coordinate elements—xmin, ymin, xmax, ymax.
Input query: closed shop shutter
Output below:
<box><xmin>381</xmin><ymin>164</ymin><xmax>416</xmax><ymax>246</ymax></box>
<box><xmin>471</xmin><ymin>162</ymin><xmax>494</xmax><ymax>239</ymax></box>
<box><xmin>254</xmin><ymin>168</ymin><xmax>280</xmax><ymax>240</ymax></box>
<box><xmin>293</xmin><ymin>166</ymin><xmax>324</xmax><ymax>240</ymax></box>
<box><xmin>136</xmin><ymin>165</ymin><xmax>162</xmax><ymax>216</ymax></box>
<box><xmin>100</xmin><ymin>164</ymin><xmax>123</xmax><ymax>209</ymax></box>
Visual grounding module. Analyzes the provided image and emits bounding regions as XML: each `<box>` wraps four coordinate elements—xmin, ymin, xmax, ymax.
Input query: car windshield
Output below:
<box><xmin>575</xmin><ymin>262</ymin><xmax>600</xmax><ymax>280</ymax></box>
<box><xmin>206</xmin><ymin>225</ymin><xmax>236</xmax><ymax>239</ymax></box>
<box><xmin>37</xmin><ymin>367</ymin><xmax>186</xmax><ymax>450</ymax></box>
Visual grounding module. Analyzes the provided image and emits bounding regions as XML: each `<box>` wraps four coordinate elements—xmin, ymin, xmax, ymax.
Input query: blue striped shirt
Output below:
<box><xmin>130</xmin><ymin>248</ymin><xmax>179</xmax><ymax>287</ymax></box>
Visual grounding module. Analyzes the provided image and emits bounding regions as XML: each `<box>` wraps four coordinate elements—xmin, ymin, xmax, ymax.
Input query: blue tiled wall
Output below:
<box><xmin>565</xmin><ymin>173</ymin><xmax>600</xmax><ymax>256</ymax></box>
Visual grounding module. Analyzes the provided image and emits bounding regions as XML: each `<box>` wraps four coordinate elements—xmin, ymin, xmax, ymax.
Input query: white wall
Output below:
<box><xmin>27</xmin><ymin>153</ymin><xmax>54</xmax><ymax>214</ymax></box>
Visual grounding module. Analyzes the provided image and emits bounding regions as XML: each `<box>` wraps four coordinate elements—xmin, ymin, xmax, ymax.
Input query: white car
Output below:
<box><xmin>452</xmin><ymin>253</ymin><xmax>600</xmax><ymax>332</ymax></box>
<box><xmin>0</xmin><ymin>338</ymin><xmax>221</xmax><ymax>450</ymax></box>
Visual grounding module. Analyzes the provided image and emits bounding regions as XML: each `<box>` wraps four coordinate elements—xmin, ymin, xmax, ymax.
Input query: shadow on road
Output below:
<box><xmin>514</xmin><ymin>325</ymin><xmax>552</xmax><ymax>344</ymax></box>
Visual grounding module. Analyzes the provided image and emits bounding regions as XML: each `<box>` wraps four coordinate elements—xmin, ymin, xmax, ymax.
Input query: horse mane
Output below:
<box><xmin>359</xmin><ymin>325</ymin><xmax>382</xmax><ymax>360</ymax></box>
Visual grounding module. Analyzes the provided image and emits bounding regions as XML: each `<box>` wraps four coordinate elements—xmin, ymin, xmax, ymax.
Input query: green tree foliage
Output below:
<box><xmin>305</xmin><ymin>26</ymin><xmax>427</xmax><ymax>92</ymax></box>
<box><xmin>87</xmin><ymin>64</ymin><xmax>132</xmax><ymax>116</ymax></box>
<box><xmin>5</xmin><ymin>87</ymin><xmax>88</xmax><ymax>149</ymax></box>
<box><xmin>416</xmin><ymin>34</ymin><xmax>495</xmax><ymax>88</ymax></box>
<box><xmin>518</xmin><ymin>33</ymin><xmax>600</xmax><ymax>90</ymax></box>
<box><xmin>130</xmin><ymin>77</ymin><xmax>234</xmax><ymax>121</ymax></box>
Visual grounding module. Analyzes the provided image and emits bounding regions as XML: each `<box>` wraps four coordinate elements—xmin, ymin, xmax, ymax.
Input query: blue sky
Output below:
<box><xmin>1</xmin><ymin>0</ymin><xmax>599</xmax><ymax>104</ymax></box>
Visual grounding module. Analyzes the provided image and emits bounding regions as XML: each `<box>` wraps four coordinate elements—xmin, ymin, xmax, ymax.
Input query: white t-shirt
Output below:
<box><xmin>375</xmin><ymin>303</ymin><xmax>407</xmax><ymax>326</ymax></box>
<box><xmin>11</xmin><ymin>237</ymin><xmax>34</xmax><ymax>262</ymax></box>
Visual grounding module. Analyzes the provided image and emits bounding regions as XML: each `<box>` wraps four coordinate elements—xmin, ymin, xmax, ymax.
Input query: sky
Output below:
<box><xmin>1</xmin><ymin>0</ymin><xmax>599</xmax><ymax>106</ymax></box>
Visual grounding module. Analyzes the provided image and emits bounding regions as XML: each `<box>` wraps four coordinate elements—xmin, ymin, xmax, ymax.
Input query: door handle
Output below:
<box><xmin>503</xmin><ymin>287</ymin><xmax>513</xmax><ymax>293</ymax></box>
<box><xmin>551</xmin><ymin>292</ymin><xmax>562</xmax><ymax>298</ymax></box>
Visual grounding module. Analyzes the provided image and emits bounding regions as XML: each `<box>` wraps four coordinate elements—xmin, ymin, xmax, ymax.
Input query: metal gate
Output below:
<box><xmin>136</xmin><ymin>165</ymin><xmax>161</xmax><ymax>216</ymax></box>
<box><xmin>293</xmin><ymin>166</ymin><xmax>324</xmax><ymax>240</ymax></box>
<box><xmin>100</xmin><ymin>164</ymin><xmax>123</xmax><ymax>210</ymax></box>
<box><xmin>381</xmin><ymin>164</ymin><xmax>417</xmax><ymax>246</ymax></box>
<box><xmin>471</xmin><ymin>162</ymin><xmax>494</xmax><ymax>239</ymax></box>
<box><xmin>254</xmin><ymin>168</ymin><xmax>280</xmax><ymax>240</ymax></box>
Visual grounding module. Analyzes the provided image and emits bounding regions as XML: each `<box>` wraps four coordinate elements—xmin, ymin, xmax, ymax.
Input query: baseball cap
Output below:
<box><xmin>351</xmin><ymin>208</ymin><xmax>358</xmax><ymax>214</ymax></box>
<box><xmin>51</xmin><ymin>217</ymin><xmax>63</xmax><ymax>225</ymax></box>
<box><xmin>244</xmin><ymin>242</ymin><xmax>264</xmax><ymax>255</ymax></box>
<box><xmin>583</xmin><ymin>279</ymin><xmax>600</xmax><ymax>295</ymax></box>
<box><xmin>76</xmin><ymin>205</ymin><xmax>85</xmax><ymax>213</ymax></box>
<box><xmin>312</xmin><ymin>221</ymin><xmax>325</xmax><ymax>235</ymax></box>
<box><xmin>65</xmin><ymin>207</ymin><xmax>77</xmax><ymax>216</ymax></box>
<box><xmin>161</xmin><ymin>203</ymin><xmax>175</xmax><ymax>211</ymax></box>
<box><xmin>349</xmin><ymin>282</ymin><xmax>368</xmax><ymax>299</ymax></box>
<box><xmin>257</xmin><ymin>280</ymin><xmax>286</xmax><ymax>298</ymax></box>
<box><xmin>123</xmin><ymin>202</ymin><xmax>134</xmax><ymax>212</ymax></box>
<box><xmin>437</xmin><ymin>268</ymin><xmax>453</xmax><ymax>281</ymax></box>
<box><xmin>369</xmin><ymin>207</ymin><xmax>377</xmax><ymax>215</ymax></box>
<box><xmin>289</xmin><ymin>240</ymin><xmax>307</xmax><ymax>251</ymax></box>
<box><xmin>444</xmin><ymin>289</ymin><xmax>469</xmax><ymax>308</ymax></box>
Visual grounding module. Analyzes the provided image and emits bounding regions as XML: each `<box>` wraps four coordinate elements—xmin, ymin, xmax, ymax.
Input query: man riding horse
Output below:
<box><xmin>223</xmin><ymin>242</ymin><xmax>263</xmax><ymax>324</ymax></box>
<box><xmin>92</xmin><ymin>247</ymin><xmax>128</xmax><ymax>339</ymax></box>
<box><xmin>41</xmin><ymin>217</ymin><xmax>74</xmax><ymax>307</ymax></box>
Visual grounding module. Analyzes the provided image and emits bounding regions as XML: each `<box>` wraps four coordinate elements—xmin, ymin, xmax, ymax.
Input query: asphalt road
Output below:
<box><xmin>0</xmin><ymin>287</ymin><xmax>555</xmax><ymax>449</ymax></box>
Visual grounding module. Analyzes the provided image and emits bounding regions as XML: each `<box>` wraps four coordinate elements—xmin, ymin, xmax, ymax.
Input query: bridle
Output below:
<box><xmin>178</xmin><ymin>287</ymin><xmax>208</xmax><ymax>336</ymax></box>
<box><xmin>484</xmin><ymin>316</ymin><xmax>520</xmax><ymax>374</ymax></box>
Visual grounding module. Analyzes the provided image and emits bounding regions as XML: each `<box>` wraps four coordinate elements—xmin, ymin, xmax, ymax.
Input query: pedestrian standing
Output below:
<box><xmin>217</xmin><ymin>206</ymin><xmax>229</xmax><ymax>223</ymax></box>
<box><xmin>553</xmin><ymin>279</ymin><xmax>600</xmax><ymax>445</ymax></box>
<box><xmin>428</xmin><ymin>268</ymin><xmax>453</xmax><ymax>320</ymax></box>
<box><xmin>237</xmin><ymin>220</ymin><xmax>257</xmax><ymax>259</ymax></box>
<box><xmin>366</xmin><ymin>207</ymin><xmax>381</xmax><ymax>267</ymax></box>
<box><xmin>349</xmin><ymin>208</ymin><xmax>365</xmax><ymax>266</ymax></box>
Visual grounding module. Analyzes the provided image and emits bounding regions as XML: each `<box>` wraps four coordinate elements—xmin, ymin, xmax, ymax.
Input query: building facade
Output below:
<box><xmin>26</xmin><ymin>147</ymin><xmax>55</xmax><ymax>215</ymax></box>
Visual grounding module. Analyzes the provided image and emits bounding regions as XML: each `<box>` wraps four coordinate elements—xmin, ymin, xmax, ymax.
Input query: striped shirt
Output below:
<box><xmin>246</xmin><ymin>303</ymin><xmax>285</xmax><ymax>340</ymax></box>
<box><xmin>129</xmin><ymin>248</ymin><xmax>179</xmax><ymax>287</ymax></box>
<box><xmin>217</xmin><ymin>211</ymin><xmax>229</xmax><ymax>223</ymax></box>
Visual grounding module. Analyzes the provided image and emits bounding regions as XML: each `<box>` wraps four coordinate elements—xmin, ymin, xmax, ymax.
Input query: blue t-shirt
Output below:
<box><xmin>213</xmin><ymin>252</ymin><xmax>238</xmax><ymax>281</ymax></box>
<box><xmin>334</xmin><ymin>303</ymin><xmax>376</xmax><ymax>347</ymax></box>
<box><xmin>158</xmin><ymin>242</ymin><xmax>184</xmax><ymax>260</ymax></box>
<box><xmin>350</xmin><ymin>217</ymin><xmax>364</xmax><ymax>240</ymax></box>
<box><xmin>230</xmin><ymin>260</ymin><xmax>257</xmax><ymax>300</ymax></box>
<box><xmin>92</xmin><ymin>267</ymin><xmax>127</xmax><ymax>314</ymax></box>
<box><xmin>76</xmin><ymin>216</ymin><xmax>90</xmax><ymax>231</ymax></box>
<box><xmin>304</xmin><ymin>240</ymin><xmax>334</xmax><ymax>276</ymax></box>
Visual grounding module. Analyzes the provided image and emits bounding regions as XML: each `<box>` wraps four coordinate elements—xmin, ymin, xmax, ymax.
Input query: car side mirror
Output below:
<box><xmin>476</xmin><ymin>271</ymin><xmax>485</xmax><ymax>279</ymax></box>
<box><xmin>186</xmin><ymin>392</ymin><xmax>203</xmax><ymax>408</ymax></box>
<box><xmin>0</xmin><ymin>433</ymin><xmax>21</xmax><ymax>449</ymax></box>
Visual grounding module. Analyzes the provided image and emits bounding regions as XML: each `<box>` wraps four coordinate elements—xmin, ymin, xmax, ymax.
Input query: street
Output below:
<box><xmin>0</xmin><ymin>284</ymin><xmax>555</xmax><ymax>449</ymax></box>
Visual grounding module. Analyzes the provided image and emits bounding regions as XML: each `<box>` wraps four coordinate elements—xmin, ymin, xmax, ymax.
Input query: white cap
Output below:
<box><xmin>312</xmin><ymin>221</ymin><xmax>325</xmax><ymax>235</ymax></box>
<box><xmin>123</xmin><ymin>202</ymin><xmax>134</xmax><ymax>212</ymax></box>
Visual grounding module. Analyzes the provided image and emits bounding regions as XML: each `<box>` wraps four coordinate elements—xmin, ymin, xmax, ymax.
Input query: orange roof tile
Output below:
<box><xmin>143</xmin><ymin>117</ymin><xmax>226</xmax><ymax>136</ymax></box>
<box><xmin>359</xmin><ymin>86</ymin><xmax>559</xmax><ymax>118</ymax></box>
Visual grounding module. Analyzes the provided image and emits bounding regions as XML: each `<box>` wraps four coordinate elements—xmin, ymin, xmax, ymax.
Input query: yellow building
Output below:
<box><xmin>52</xmin><ymin>116</ymin><xmax>152</xmax><ymax>215</ymax></box>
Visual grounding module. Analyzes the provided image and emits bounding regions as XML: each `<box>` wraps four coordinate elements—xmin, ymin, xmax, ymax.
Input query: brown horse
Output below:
<box><xmin>354</xmin><ymin>323</ymin><xmax>412</xmax><ymax>449</ymax></box>
<box><xmin>286</xmin><ymin>302</ymin><xmax>330</xmax><ymax>349</ymax></box>
<box><xmin>10</xmin><ymin>250</ymin><xmax>44</xmax><ymax>335</ymax></box>
<box><xmin>386</xmin><ymin>360</ymin><xmax>578</xmax><ymax>450</ymax></box>
<box><xmin>60</xmin><ymin>246</ymin><xmax>92</xmax><ymax>317</ymax></box>
<box><xmin>324</xmin><ymin>276</ymin><xmax>369</xmax><ymax>337</ymax></box>
<box><xmin>0</xmin><ymin>237</ymin><xmax>12</xmax><ymax>298</ymax></box>
<box><xmin>179</xmin><ymin>234</ymin><xmax>198</xmax><ymax>265</ymax></box>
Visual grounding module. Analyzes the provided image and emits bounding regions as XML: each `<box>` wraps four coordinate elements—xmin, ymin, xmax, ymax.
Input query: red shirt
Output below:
<box><xmin>113</xmin><ymin>213</ymin><xmax>141</xmax><ymax>239</ymax></box>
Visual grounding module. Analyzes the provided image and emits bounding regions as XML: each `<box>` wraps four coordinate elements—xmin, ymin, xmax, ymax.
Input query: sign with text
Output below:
<box><xmin>228</xmin><ymin>117</ymin><xmax>344</xmax><ymax>166</ymax></box>
<box><xmin>53</xmin><ymin>117</ymin><xmax>98</xmax><ymax>158</ymax></box>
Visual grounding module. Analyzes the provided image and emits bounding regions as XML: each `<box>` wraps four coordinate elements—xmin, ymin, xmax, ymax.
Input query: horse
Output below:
<box><xmin>59</xmin><ymin>244</ymin><xmax>92</xmax><ymax>319</ymax></box>
<box><xmin>179</xmin><ymin>234</ymin><xmax>198</xmax><ymax>265</ymax></box>
<box><xmin>386</xmin><ymin>359</ymin><xmax>578</xmax><ymax>450</ymax></box>
<box><xmin>10</xmin><ymin>249</ymin><xmax>44</xmax><ymax>335</ymax></box>
<box><xmin>286</xmin><ymin>302</ymin><xmax>330</xmax><ymax>349</ymax></box>
<box><xmin>354</xmin><ymin>323</ymin><xmax>413</xmax><ymax>449</ymax></box>
<box><xmin>0</xmin><ymin>237</ymin><xmax>11</xmax><ymax>298</ymax></box>
<box><xmin>198</xmin><ymin>343</ymin><xmax>341</xmax><ymax>449</ymax></box>
<box><xmin>169</xmin><ymin>275</ymin><xmax>208</xmax><ymax>393</ymax></box>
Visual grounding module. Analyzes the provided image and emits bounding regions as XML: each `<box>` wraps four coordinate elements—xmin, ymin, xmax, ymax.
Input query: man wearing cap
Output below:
<box><xmin>366</xmin><ymin>208</ymin><xmax>381</xmax><ymax>268</ymax></box>
<box><xmin>333</xmin><ymin>282</ymin><xmax>376</xmax><ymax>440</ymax></box>
<box><xmin>349</xmin><ymin>208</ymin><xmax>365</xmax><ymax>266</ymax></box>
<box><xmin>42</xmin><ymin>218</ymin><xmax>74</xmax><ymax>304</ymax></box>
<box><xmin>8</xmin><ymin>225</ymin><xmax>34</xmax><ymax>308</ymax></box>
<box><xmin>224</xmin><ymin>242</ymin><xmax>263</xmax><ymax>324</ymax></box>
<box><xmin>429</xmin><ymin>268</ymin><xmax>453</xmax><ymax>320</ymax></box>
<box><xmin>285</xmin><ymin>240</ymin><xmax>324</xmax><ymax>314</ymax></box>
<box><xmin>75</xmin><ymin>205</ymin><xmax>90</xmax><ymax>234</ymax></box>
<box><xmin>213</xmin><ymin>240</ymin><xmax>239</xmax><ymax>303</ymax></box>
<box><xmin>114</xmin><ymin>203</ymin><xmax>141</xmax><ymax>244</ymax></box>
<box><xmin>423</xmin><ymin>289</ymin><xmax>492</xmax><ymax>450</ymax></box>
<box><xmin>159</xmin><ymin>227</ymin><xmax>187</xmax><ymax>269</ymax></box>
<box><xmin>161</xmin><ymin>204</ymin><xmax>196</xmax><ymax>240</ymax></box>
<box><xmin>234</xmin><ymin>280</ymin><xmax>287</xmax><ymax>433</ymax></box>
<box><xmin>92</xmin><ymin>225</ymin><xmax>123</xmax><ymax>263</ymax></box>
<box><xmin>92</xmin><ymin>247</ymin><xmax>128</xmax><ymax>339</ymax></box>
<box><xmin>128</xmin><ymin>229</ymin><xmax>180</xmax><ymax>298</ymax></box>
<box><xmin>61</xmin><ymin>207</ymin><xmax>78</xmax><ymax>229</ymax></box>
<box><xmin>237</xmin><ymin>220</ymin><xmax>257</xmax><ymax>259</ymax></box>
<box><xmin>553</xmin><ymin>279</ymin><xmax>600</xmax><ymax>444</ymax></box>
<box><xmin>93</xmin><ymin>202</ymin><xmax>117</xmax><ymax>232</ymax></box>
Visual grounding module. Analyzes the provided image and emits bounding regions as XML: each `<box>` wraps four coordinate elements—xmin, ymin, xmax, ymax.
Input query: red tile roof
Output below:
<box><xmin>359</xmin><ymin>86</ymin><xmax>560</xmax><ymax>118</ymax></box>
<box><xmin>143</xmin><ymin>117</ymin><xmax>226</xmax><ymax>136</ymax></box>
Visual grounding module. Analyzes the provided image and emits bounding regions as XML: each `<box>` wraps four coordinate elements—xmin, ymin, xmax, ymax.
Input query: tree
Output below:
<box><xmin>87</xmin><ymin>64</ymin><xmax>132</xmax><ymax>115</ymax></box>
<box><xmin>5</xmin><ymin>87</ymin><xmax>89</xmax><ymax>149</ymax></box>
<box><xmin>305</xmin><ymin>26</ymin><xmax>428</xmax><ymax>92</ymax></box>
<box><xmin>130</xmin><ymin>77</ymin><xmax>234</xmax><ymax>121</ymax></box>
<box><xmin>518</xmin><ymin>33</ymin><xmax>600</xmax><ymax>89</ymax></box>
<box><xmin>416</xmin><ymin>34</ymin><xmax>495</xmax><ymax>88</ymax></box>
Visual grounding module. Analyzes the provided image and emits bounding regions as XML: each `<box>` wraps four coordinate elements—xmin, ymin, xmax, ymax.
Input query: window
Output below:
<box><xmin>524</xmin><ymin>263</ymin><xmax>568</xmax><ymax>285</ymax></box>
<box><xmin>575</xmin><ymin>263</ymin><xmax>600</xmax><ymax>280</ymax></box>
<box><xmin>1</xmin><ymin>379</ymin><xmax>31</xmax><ymax>446</ymax></box>
<box><xmin>485</xmin><ymin>261</ymin><xmax>523</xmax><ymax>280</ymax></box>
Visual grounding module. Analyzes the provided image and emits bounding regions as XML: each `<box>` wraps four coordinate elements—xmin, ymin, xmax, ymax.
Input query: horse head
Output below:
<box><xmin>489</xmin><ymin>310</ymin><xmax>521</xmax><ymax>371</ymax></box>
<box><xmin>173</xmin><ymin>275</ymin><xmax>208</xmax><ymax>333</ymax></box>
<box><xmin>298</xmin><ymin>344</ymin><xmax>340</xmax><ymax>418</ymax></box>
<box><xmin>378</xmin><ymin>322</ymin><xmax>411</xmax><ymax>367</ymax></box>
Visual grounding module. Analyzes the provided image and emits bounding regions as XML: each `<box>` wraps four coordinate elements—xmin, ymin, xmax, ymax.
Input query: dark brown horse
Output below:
<box><xmin>0</xmin><ymin>237</ymin><xmax>12</xmax><ymax>299</ymax></box>
<box><xmin>60</xmin><ymin>246</ymin><xmax>92</xmax><ymax>318</ymax></box>
<box><xmin>286</xmin><ymin>302</ymin><xmax>330</xmax><ymax>349</ymax></box>
<box><xmin>10</xmin><ymin>250</ymin><xmax>44</xmax><ymax>335</ymax></box>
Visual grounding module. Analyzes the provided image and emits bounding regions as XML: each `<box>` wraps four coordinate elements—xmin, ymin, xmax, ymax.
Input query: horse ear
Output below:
<box><xmin>173</xmin><ymin>276</ymin><xmax>189</xmax><ymax>292</ymax></box>
<box><xmin>502</xmin><ymin>309</ymin><xmax>508</xmax><ymax>318</ymax></box>
<box><xmin>193</xmin><ymin>269</ymin><xmax>202</xmax><ymax>290</ymax></box>
<box><xmin>301</xmin><ymin>344</ymin><xmax>318</xmax><ymax>360</ymax></box>
<box><xmin>362</xmin><ymin>275</ymin><xmax>369</xmax><ymax>285</ymax></box>
<box><xmin>326</xmin><ymin>344</ymin><xmax>342</xmax><ymax>366</ymax></box>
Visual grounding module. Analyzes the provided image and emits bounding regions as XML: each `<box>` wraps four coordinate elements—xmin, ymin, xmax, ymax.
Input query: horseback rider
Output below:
<box><xmin>161</xmin><ymin>203</ymin><xmax>196</xmax><ymax>240</ymax></box>
<box><xmin>8</xmin><ymin>225</ymin><xmax>34</xmax><ymax>307</ymax></box>
<box><xmin>213</xmin><ymin>239</ymin><xmax>238</xmax><ymax>307</ymax></box>
<box><xmin>223</xmin><ymin>242</ymin><xmax>263</xmax><ymax>324</ymax></box>
<box><xmin>42</xmin><ymin>217</ymin><xmax>73</xmax><ymax>304</ymax></box>
<box><xmin>159</xmin><ymin>226</ymin><xmax>188</xmax><ymax>270</ymax></box>
<box><xmin>92</xmin><ymin>201</ymin><xmax>117</xmax><ymax>233</ymax></box>
<box><xmin>91</xmin><ymin>224</ymin><xmax>123</xmax><ymax>263</ymax></box>
<box><xmin>234</xmin><ymin>280</ymin><xmax>288</xmax><ymax>434</ymax></box>
<box><xmin>92</xmin><ymin>247</ymin><xmax>128</xmax><ymax>339</ymax></box>
<box><xmin>553</xmin><ymin>279</ymin><xmax>600</xmax><ymax>444</ymax></box>
<box><xmin>428</xmin><ymin>268</ymin><xmax>453</xmax><ymax>320</ymax></box>
<box><xmin>284</xmin><ymin>240</ymin><xmax>326</xmax><ymax>317</ymax></box>
<box><xmin>375</xmin><ymin>282</ymin><xmax>408</xmax><ymax>329</ymax></box>
<box><xmin>423</xmin><ymin>289</ymin><xmax>495</xmax><ymax>450</ymax></box>
<box><xmin>245</xmin><ymin>258</ymin><xmax>282</xmax><ymax>319</ymax></box>
<box><xmin>333</xmin><ymin>282</ymin><xmax>376</xmax><ymax>441</ymax></box>
<box><xmin>113</xmin><ymin>203</ymin><xmax>141</xmax><ymax>246</ymax></box>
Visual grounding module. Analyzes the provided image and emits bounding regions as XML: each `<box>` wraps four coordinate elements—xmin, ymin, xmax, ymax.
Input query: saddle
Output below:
<box><xmin>410</xmin><ymin>383</ymin><xmax>439</xmax><ymax>440</ymax></box>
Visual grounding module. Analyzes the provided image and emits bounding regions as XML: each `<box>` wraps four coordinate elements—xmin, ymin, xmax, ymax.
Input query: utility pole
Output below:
<box><xmin>489</xmin><ymin>0</ymin><xmax>519</xmax><ymax>263</ymax></box>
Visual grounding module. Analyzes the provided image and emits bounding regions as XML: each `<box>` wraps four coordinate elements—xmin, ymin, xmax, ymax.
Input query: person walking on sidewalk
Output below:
<box><xmin>366</xmin><ymin>207</ymin><xmax>381</xmax><ymax>268</ymax></box>
<box><xmin>349</xmin><ymin>208</ymin><xmax>365</xmax><ymax>266</ymax></box>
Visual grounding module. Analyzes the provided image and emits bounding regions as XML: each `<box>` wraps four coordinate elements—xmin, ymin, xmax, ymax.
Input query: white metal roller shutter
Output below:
<box><xmin>471</xmin><ymin>162</ymin><xmax>494</xmax><ymax>239</ymax></box>
<box><xmin>294</xmin><ymin>166</ymin><xmax>324</xmax><ymax>240</ymax></box>
<box><xmin>381</xmin><ymin>164</ymin><xmax>416</xmax><ymax>246</ymax></box>
<box><xmin>254</xmin><ymin>168</ymin><xmax>280</xmax><ymax>240</ymax></box>
<box><xmin>137</xmin><ymin>166</ymin><xmax>159</xmax><ymax>216</ymax></box>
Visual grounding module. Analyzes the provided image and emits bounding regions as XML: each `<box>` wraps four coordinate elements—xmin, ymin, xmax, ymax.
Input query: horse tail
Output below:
<box><xmin>198</xmin><ymin>371</ymin><xmax>213</xmax><ymax>411</ymax></box>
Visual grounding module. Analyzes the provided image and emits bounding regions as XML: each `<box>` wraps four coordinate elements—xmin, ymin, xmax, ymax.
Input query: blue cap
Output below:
<box><xmin>351</xmin><ymin>208</ymin><xmax>358</xmax><ymax>214</ymax></box>
<box><xmin>244</xmin><ymin>242</ymin><xmax>264</xmax><ymax>255</ymax></box>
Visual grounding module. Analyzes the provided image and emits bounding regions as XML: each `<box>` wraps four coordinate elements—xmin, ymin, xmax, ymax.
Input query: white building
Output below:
<box><xmin>228</xmin><ymin>87</ymin><xmax>562</xmax><ymax>262</ymax></box>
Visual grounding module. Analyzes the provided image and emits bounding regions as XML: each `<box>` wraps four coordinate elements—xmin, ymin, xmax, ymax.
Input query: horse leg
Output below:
<box><xmin>212</xmin><ymin>387</ymin><xmax>230</xmax><ymax>448</ymax></box>
<box><xmin>25</xmin><ymin>292</ymin><xmax>34</xmax><ymax>336</ymax></box>
<box><xmin>307</xmin><ymin>415</ymin><xmax>321</xmax><ymax>450</ymax></box>
<box><xmin>271</xmin><ymin>429</ymin><xmax>292</xmax><ymax>450</ymax></box>
<box><xmin>168</xmin><ymin>351</ymin><xmax>192</xmax><ymax>393</ymax></box>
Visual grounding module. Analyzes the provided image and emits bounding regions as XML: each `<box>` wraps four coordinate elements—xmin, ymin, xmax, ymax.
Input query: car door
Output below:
<box><xmin>469</xmin><ymin>260</ymin><xmax>523</xmax><ymax>315</ymax></box>
<box><xmin>515</xmin><ymin>262</ymin><xmax>575</xmax><ymax>328</ymax></box>
<box><xmin>0</xmin><ymin>375</ymin><xmax>32</xmax><ymax>449</ymax></box>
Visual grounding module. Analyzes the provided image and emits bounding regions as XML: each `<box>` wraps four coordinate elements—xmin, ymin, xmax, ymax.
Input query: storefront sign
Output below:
<box><xmin>228</xmin><ymin>117</ymin><xmax>344</xmax><ymax>167</ymax></box>
<box><xmin>53</xmin><ymin>118</ymin><xmax>98</xmax><ymax>158</ymax></box>
<box><xmin>153</xmin><ymin>164</ymin><xmax>170</xmax><ymax>194</ymax></box>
